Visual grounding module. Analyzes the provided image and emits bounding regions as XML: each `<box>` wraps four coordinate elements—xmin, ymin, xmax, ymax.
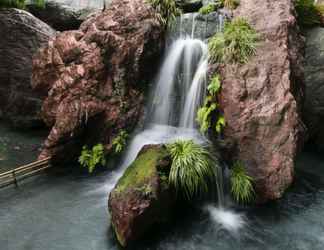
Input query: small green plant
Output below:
<box><xmin>230</xmin><ymin>161</ymin><xmax>255</xmax><ymax>204</ymax></box>
<box><xmin>295</xmin><ymin>0</ymin><xmax>322</xmax><ymax>27</ymax></box>
<box><xmin>0</xmin><ymin>0</ymin><xmax>44</xmax><ymax>9</ymax></box>
<box><xmin>207</xmin><ymin>74</ymin><xmax>222</xmax><ymax>96</ymax></box>
<box><xmin>209</xmin><ymin>18</ymin><xmax>259</xmax><ymax>64</ymax></box>
<box><xmin>167</xmin><ymin>140</ymin><xmax>218</xmax><ymax>200</ymax></box>
<box><xmin>220</xmin><ymin>0</ymin><xmax>239</xmax><ymax>10</ymax></box>
<box><xmin>78</xmin><ymin>144</ymin><xmax>106</xmax><ymax>173</ymax></box>
<box><xmin>197</xmin><ymin>103</ymin><xmax>217</xmax><ymax>134</ymax></box>
<box><xmin>112</xmin><ymin>130</ymin><xmax>128</xmax><ymax>154</ymax></box>
<box><xmin>146</xmin><ymin>0</ymin><xmax>181</xmax><ymax>27</ymax></box>
<box><xmin>199</xmin><ymin>4</ymin><xmax>217</xmax><ymax>15</ymax></box>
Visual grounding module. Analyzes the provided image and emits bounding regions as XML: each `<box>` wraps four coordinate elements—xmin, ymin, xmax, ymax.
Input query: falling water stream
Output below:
<box><xmin>1</xmin><ymin>13</ymin><xmax>324</xmax><ymax>250</ymax></box>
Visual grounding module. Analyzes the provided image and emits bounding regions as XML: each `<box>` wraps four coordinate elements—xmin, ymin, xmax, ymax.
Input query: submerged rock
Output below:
<box><xmin>219</xmin><ymin>0</ymin><xmax>305</xmax><ymax>202</ymax></box>
<box><xmin>27</xmin><ymin>1</ymin><xmax>98</xmax><ymax>31</ymax></box>
<box><xmin>0</xmin><ymin>8</ymin><xmax>56</xmax><ymax>128</ymax></box>
<box><xmin>108</xmin><ymin>144</ymin><xmax>175</xmax><ymax>247</ymax></box>
<box><xmin>304</xmin><ymin>27</ymin><xmax>324</xmax><ymax>152</ymax></box>
<box><xmin>32</xmin><ymin>0</ymin><xmax>164</xmax><ymax>162</ymax></box>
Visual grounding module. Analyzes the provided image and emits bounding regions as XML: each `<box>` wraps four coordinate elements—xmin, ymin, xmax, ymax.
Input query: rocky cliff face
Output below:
<box><xmin>220</xmin><ymin>0</ymin><xmax>305</xmax><ymax>201</ymax></box>
<box><xmin>32</xmin><ymin>0</ymin><xmax>164</xmax><ymax>161</ymax></box>
<box><xmin>0</xmin><ymin>8</ymin><xmax>56</xmax><ymax>128</ymax></box>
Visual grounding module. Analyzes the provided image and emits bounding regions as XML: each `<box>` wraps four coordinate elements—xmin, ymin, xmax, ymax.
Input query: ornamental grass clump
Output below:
<box><xmin>167</xmin><ymin>140</ymin><xmax>218</xmax><ymax>200</ymax></box>
<box><xmin>230</xmin><ymin>161</ymin><xmax>255</xmax><ymax>204</ymax></box>
<box><xmin>208</xmin><ymin>18</ymin><xmax>259</xmax><ymax>64</ymax></box>
<box><xmin>146</xmin><ymin>0</ymin><xmax>181</xmax><ymax>27</ymax></box>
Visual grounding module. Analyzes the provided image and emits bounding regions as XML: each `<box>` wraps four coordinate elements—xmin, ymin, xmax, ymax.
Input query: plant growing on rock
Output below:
<box><xmin>295</xmin><ymin>0</ymin><xmax>323</xmax><ymax>27</ymax></box>
<box><xmin>146</xmin><ymin>0</ymin><xmax>181</xmax><ymax>27</ymax></box>
<box><xmin>199</xmin><ymin>4</ymin><xmax>217</xmax><ymax>15</ymax></box>
<box><xmin>208</xmin><ymin>18</ymin><xmax>259</xmax><ymax>64</ymax></box>
<box><xmin>112</xmin><ymin>130</ymin><xmax>128</xmax><ymax>154</ymax></box>
<box><xmin>78</xmin><ymin>144</ymin><xmax>106</xmax><ymax>173</ymax></box>
<box><xmin>230</xmin><ymin>161</ymin><xmax>255</xmax><ymax>204</ymax></box>
<box><xmin>167</xmin><ymin>140</ymin><xmax>218</xmax><ymax>200</ymax></box>
<box><xmin>0</xmin><ymin>0</ymin><xmax>44</xmax><ymax>9</ymax></box>
<box><xmin>220</xmin><ymin>0</ymin><xmax>240</xmax><ymax>10</ymax></box>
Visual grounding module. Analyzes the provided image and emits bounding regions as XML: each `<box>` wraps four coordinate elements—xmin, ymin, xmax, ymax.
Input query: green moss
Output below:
<box><xmin>114</xmin><ymin>147</ymin><xmax>169</xmax><ymax>194</ymax></box>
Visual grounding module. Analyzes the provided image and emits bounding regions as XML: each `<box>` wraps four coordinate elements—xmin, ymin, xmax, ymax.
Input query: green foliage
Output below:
<box><xmin>78</xmin><ymin>144</ymin><xmax>106</xmax><ymax>173</ymax></box>
<box><xmin>199</xmin><ymin>4</ymin><xmax>217</xmax><ymax>15</ymax></box>
<box><xmin>0</xmin><ymin>0</ymin><xmax>45</xmax><ymax>9</ymax></box>
<box><xmin>197</xmin><ymin>103</ymin><xmax>217</xmax><ymax>134</ymax></box>
<box><xmin>146</xmin><ymin>0</ymin><xmax>181</xmax><ymax>27</ymax></box>
<box><xmin>209</xmin><ymin>18</ymin><xmax>259</xmax><ymax>64</ymax></box>
<box><xmin>207</xmin><ymin>74</ymin><xmax>221</xmax><ymax>96</ymax></box>
<box><xmin>230</xmin><ymin>161</ymin><xmax>255</xmax><ymax>204</ymax></box>
<box><xmin>215</xmin><ymin>114</ymin><xmax>225</xmax><ymax>134</ymax></box>
<box><xmin>167</xmin><ymin>140</ymin><xmax>218</xmax><ymax>200</ymax></box>
<box><xmin>295</xmin><ymin>0</ymin><xmax>322</xmax><ymax>27</ymax></box>
<box><xmin>220</xmin><ymin>0</ymin><xmax>239</xmax><ymax>10</ymax></box>
<box><xmin>112</xmin><ymin>130</ymin><xmax>128</xmax><ymax>154</ymax></box>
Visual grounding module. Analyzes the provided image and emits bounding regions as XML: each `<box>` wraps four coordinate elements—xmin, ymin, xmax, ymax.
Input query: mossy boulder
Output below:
<box><xmin>108</xmin><ymin>144</ymin><xmax>175</xmax><ymax>247</ymax></box>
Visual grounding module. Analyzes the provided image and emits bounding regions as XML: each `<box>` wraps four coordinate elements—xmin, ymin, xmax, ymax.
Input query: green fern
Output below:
<box><xmin>112</xmin><ymin>130</ymin><xmax>128</xmax><ymax>154</ymax></box>
<box><xmin>197</xmin><ymin>103</ymin><xmax>217</xmax><ymax>134</ymax></box>
<box><xmin>209</xmin><ymin>18</ymin><xmax>259</xmax><ymax>64</ymax></box>
<box><xmin>207</xmin><ymin>74</ymin><xmax>221</xmax><ymax>96</ymax></box>
<box><xmin>78</xmin><ymin>144</ymin><xmax>106</xmax><ymax>173</ymax></box>
<box><xmin>199</xmin><ymin>4</ymin><xmax>217</xmax><ymax>15</ymax></box>
<box><xmin>146</xmin><ymin>0</ymin><xmax>181</xmax><ymax>27</ymax></box>
<box><xmin>167</xmin><ymin>140</ymin><xmax>218</xmax><ymax>200</ymax></box>
<box><xmin>215</xmin><ymin>115</ymin><xmax>226</xmax><ymax>134</ymax></box>
<box><xmin>230</xmin><ymin>161</ymin><xmax>255</xmax><ymax>204</ymax></box>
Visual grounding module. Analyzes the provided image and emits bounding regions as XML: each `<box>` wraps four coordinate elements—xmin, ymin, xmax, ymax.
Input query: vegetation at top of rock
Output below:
<box><xmin>295</xmin><ymin>0</ymin><xmax>324</xmax><ymax>27</ymax></box>
<box><xmin>147</xmin><ymin>0</ymin><xmax>181</xmax><ymax>27</ymax></box>
<box><xmin>230</xmin><ymin>161</ymin><xmax>255</xmax><ymax>204</ymax></box>
<box><xmin>166</xmin><ymin>140</ymin><xmax>218</xmax><ymax>200</ymax></box>
<box><xmin>112</xmin><ymin>130</ymin><xmax>128</xmax><ymax>154</ymax></box>
<box><xmin>196</xmin><ymin>74</ymin><xmax>225</xmax><ymax>135</ymax></box>
<box><xmin>199</xmin><ymin>3</ymin><xmax>217</xmax><ymax>15</ymax></box>
<box><xmin>0</xmin><ymin>0</ymin><xmax>44</xmax><ymax>9</ymax></box>
<box><xmin>220</xmin><ymin>0</ymin><xmax>239</xmax><ymax>10</ymax></box>
<box><xmin>208</xmin><ymin>18</ymin><xmax>259</xmax><ymax>64</ymax></box>
<box><xmin>78</xmin><ymin>144</ymin><xmax>106</xmax><ymax>173</ymax></box>
<box><xmin>114</xmin><ymin>146</ymin><xmax>169</xmax><ymax>194</ymax></box>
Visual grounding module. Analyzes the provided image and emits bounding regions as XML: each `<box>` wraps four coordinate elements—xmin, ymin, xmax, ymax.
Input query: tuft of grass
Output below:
<box><xmin>208</xmin><ymin>18</ymin><xmax>259</xmax><ymax>64</ymax></box>
<box><xmin>0</xmin><ymin>0</ymin><xmax>45</xmax><ymax>9</ymax></box>
<box><xmin>167</xmin><ymin>140</ymin><xmax>218</xmax><ymax>200</ymax></box>
<box><xmin>230</xmin><ymin>161</ymin><xmax>255</xmax><ymax>204</ymax></box>
<box><xmin>146</xmin><ymin>0</ymin><xmax>181</xmax><ymax>27</ymax></box>
<box><xmin>295</xmin><ymin>0</ymin><xmax>322</xmax><ymax>27</ymax></box>
<box><xmin>220</xmin><ymin>0</ymin><xmax>240</xmax><ymax>10</ymax></box>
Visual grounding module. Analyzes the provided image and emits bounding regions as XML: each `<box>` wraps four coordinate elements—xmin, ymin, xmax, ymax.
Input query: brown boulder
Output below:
<box><xmin>219</xmin><ymin>0</ymin><xmax>305</xmax><ymax>202</ymax></box>
<box><xmin>109</xmin><ymin>144</ymin><xmax>175</xmax><ymax>247</ymax></box>
<box><xmin>32</xmin><ymin>0</ymin><xmax>164</xmax><ymax>161</ymax></box>
<box><xmin>0</xmin><ymin>8</ymin><xmax>56</xmax><ymax>128</ymax></box>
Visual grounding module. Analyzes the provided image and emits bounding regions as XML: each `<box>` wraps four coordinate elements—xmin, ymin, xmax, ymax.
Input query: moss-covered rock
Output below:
<box><xmin>108</xmin><ymin>144</ymin><xmax>175</xmax><ymax>247</ymax></box>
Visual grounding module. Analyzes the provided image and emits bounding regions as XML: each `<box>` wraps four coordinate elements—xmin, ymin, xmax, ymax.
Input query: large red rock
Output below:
<box><xmin>220</xmin><ymin>0</ymin><xmax>305</xmax><ymax>202</ymax></box>
<box><xmin>32</xmin><ymin>0</ymin><xmax>164</xmax><ymax>161</ymax></box>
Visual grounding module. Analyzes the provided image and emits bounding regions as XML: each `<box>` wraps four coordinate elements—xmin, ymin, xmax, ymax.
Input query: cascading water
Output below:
<box><xmin>106</xmin><ymin>12</ymin><xmax>245</xmax><ymax>234</ymax></box>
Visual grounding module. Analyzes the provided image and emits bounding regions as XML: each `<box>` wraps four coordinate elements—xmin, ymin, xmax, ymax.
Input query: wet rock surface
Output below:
<box><xmin>219</xmin><ymin>0</ymin><xmax>305</xmax><ymax>202</ymax></box>
<box><xmin>108</xmin><ymin>144</ymin><xmax>175</xmax><ymax>247</ymax></box>
<box><xmin>32</xmin><ymin>0</ymin><xmax>164</xmax><ymax>162</ymax></box>
<box><xmin>0</xmin><ymin>8</ymin><xmax>56</xmax><ymax>128</ymax></box>
<box><xmin>304</xmin><ymin>27</ymin><xmax>324</xmax><ymax>152</ymax></box>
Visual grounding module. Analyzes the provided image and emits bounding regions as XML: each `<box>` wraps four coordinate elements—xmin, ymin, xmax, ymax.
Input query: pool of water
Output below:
<box><xmin>0</xmin><ymin>125</ymin><xmax>324</xmax><ymax>250</ymax></box>
<box><xmin>0</xmin><ymin>123</ymin><xmax>47</xmax><ymax>173</ymax></box>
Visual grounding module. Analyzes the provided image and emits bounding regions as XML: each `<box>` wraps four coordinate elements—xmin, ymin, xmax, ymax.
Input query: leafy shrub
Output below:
<box><xmin>112</xmin><ymin>130</ymin><xmax>128</xmax><ymax>154</ymax></box>
<box><xmin>146</xmin><ymin>0</ymin><xmax>181</xmax><ymax>27</ymax></box>
<box><xmin>167</xmin><ymin>140</ymin><xmax>218</xmax><ymax>200</ymax></box>
<box><xmin>230</xmin><ymin>161</ymin><xmax>255</xmax><ymax>204</ymax></box>
<box><xmin>209</xmin><ymin>18</ymin><xmax>259</xmax><ymax>64</ymax></box>
<box><xmin>78</xmin><ymin>144</ymin><xmax>106</xmax><ymax>173</ymax></box>
<box><xmin>197</xmin><ymin>102</ymin><xmax>217</xmax><ymax>134</ymax></box>
<box><xmin>295</xmin><ymin>0</ymin><xmax>322</xmax><ymax>27</ymax></box>
<box><xmin>0</xmin><ymin>0</ymin><xmax>44</xmax><ymax>9</ymax></box>
<box><xmin>199</xmin><ymin>4</ymin><xmax>217</xmax><ymax>15</ymax></box>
